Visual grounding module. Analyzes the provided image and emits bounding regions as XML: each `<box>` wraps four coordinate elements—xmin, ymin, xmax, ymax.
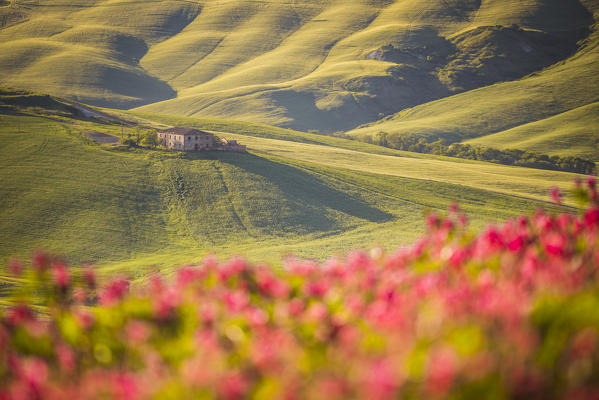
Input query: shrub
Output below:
<box><xmin>1</xmin><ymin>180</ymin><xmax>599</xmax><ymax>399</ymax></box>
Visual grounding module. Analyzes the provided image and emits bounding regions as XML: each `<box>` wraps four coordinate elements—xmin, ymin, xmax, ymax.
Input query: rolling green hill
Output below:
<box><xmin>465</xmin><ymin>102</ymin><xmax>599</xmax><ymax>161</ymax></box>
<box><xmin>347</xmin><ymin>0</ymin><xmax>599</xmax><ymax>159</ymax></box>
<box><xmin>1</xmin><ymin>0</ymin><xmax>598</xmax><ymax>274</ymax></box>
<box><xmin>0</xmin><ymin>0</ymin><xmax>596</xmax><ymax>139</ymax></box>
<box><xmin>0</xmin><ymin>93</ymin><xmax>571</xmax><ymax>275</ymax></box>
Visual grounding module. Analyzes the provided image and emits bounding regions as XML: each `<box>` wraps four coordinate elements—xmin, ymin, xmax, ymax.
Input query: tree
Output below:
<box><xmin>373</xmin><ymin>131</ymin><xmax>388</xmax><ymax>147</ymax></box>
<box><xmin>141</xmin><ymin>129</ymin><xmax>159</xmax><ymax>148</ymax></box>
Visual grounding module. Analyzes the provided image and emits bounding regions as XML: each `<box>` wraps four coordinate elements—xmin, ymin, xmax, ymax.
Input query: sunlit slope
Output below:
<box><xmin>0</xmin><ymin>0</ymin><xmax>594</xmax><ymax>133</ymax></box>
<box><xmin>0</xmin><ymin>0</ymin><xmax>202</xmax><ymax>107</ymax></box>
<box><xmin>466</xmin><ymin>103</ymin><xmax>599</xmax><ymax>161</ymax></box>
<box><xmin>140</xmin><ymin>0</ymin><xmax>593</xmax><ymax>131</ymax></box>
<box><xmin>0</xmin><ymin>114</ymin><xmax>391</xmax><ymax>264</ymax></box>
<box><xmin>128</xmin><ymin>111</ymin><xmax>586</xmax><ymax>205</ymax></box>
<box><xmin>0</xmin><ymin>104</ymin><xmax>559</xmax><ymax>268</ymax></box>
<box><xmin>347</xmin><ymin>1</ymin><xmax>599</xmax><ymax>153</ymax></box>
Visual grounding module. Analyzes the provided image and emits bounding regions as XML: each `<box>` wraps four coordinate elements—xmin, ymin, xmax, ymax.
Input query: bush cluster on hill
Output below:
<box><xmin>364</xmin><ymin>132</ymin><xmax>596</xmax><ymax>175</ymax></box>
<box><xmin>1</xmin><ymin>179</ymin><xmax>599</xmax><ymax>399</ymax></box>
<box><xmin>120</xmin><ymin>129</ymin><xmax>159</xmax><ymax>148</ymax></box>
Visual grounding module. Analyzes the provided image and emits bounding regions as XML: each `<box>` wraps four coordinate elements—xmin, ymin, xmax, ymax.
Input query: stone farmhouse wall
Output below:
<box><xmin>157</xmin><ymin>127</ymin><xmax>246</xmax><ymax>153</ymax></box>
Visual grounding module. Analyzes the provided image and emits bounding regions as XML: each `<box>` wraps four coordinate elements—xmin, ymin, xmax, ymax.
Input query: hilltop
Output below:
<box><xmin>345</xmin><ymin>0</ymin><xmax>599</xmax><ymax>159</ymax></box>
<box><xmin>0</xmin><ymin>1</ymin><xmax>597</xmax><ymax>149</ymax></box>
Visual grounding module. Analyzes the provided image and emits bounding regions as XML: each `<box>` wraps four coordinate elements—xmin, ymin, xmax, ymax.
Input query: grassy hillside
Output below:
<box><xmin>125</xmin><ymin>112</ymin><xmax>584</xmax><ymax>204</ymax></box>
<box><xmin>0</xmin><ymin>95</ymin><xmax>573</xmax><ymax>274</ymax></box>
<box><xmin>465</xmin><ymin>102</ymin><xmax>599</xmax><ymax>161</ymax></box>
<box><xmin>347</xmin><ymin>1</ymin><xmax>599</xmax><ymax>159</ymax></box>
<box><xmin>0</xmin><ymin>0</ymin><xmax>595</xmax><ymax>136</ymax></box>
<box><xmin>0</xmin><ymin>0</ymin><xmax>201</xmax><ymax>107</ymax></box>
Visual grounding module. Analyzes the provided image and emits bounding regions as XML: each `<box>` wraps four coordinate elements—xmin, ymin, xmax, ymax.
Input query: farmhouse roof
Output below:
<box><xmin>160</xmin><ymin>127</ymin><xmax>212</xmax><ymax>136</ymax></box>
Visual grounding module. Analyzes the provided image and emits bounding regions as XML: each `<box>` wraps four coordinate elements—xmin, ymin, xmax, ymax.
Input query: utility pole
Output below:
<box><xmin>121</xmin><ymin>124</ymin><xmax>124</xmax><ymax>140</ymax></box>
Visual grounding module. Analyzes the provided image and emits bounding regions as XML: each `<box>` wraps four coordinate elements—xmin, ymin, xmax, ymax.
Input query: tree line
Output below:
<box><xmin>361</xmin><ymin>132</ymin><xmax>596</xmax><ymax>175</ymax></box>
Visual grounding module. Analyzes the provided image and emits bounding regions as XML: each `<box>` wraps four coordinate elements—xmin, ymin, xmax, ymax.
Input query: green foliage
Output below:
<box><xmin>367</xmin><ymin>133</ymin><xmax>597</xmax><ymax>175</ymax></box>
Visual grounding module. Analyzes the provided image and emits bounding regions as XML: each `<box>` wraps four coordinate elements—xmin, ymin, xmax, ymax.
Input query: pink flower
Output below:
<box><xmin>74</xmin><ymin>308</ymin><xmax>95</xmax><ymax>330</ymax></box>
<box><xmin>152</xmin><ymin>286</ymin><xmax>181</xmax><ymax>320</ymax></box>
<box><xmin>426</xmin><ymin>348</ymin><xmax>458</xmax><ymax>396</ymax></box>
<box><xmin>125</xmin><ymin>320</ymin><xmax>151</xmax><ymax>344</ymax></box>
<box><xmin>56</xmin><ymin>344</ymin><xmax>75</xmax><ymax>373</ymax></box>
<box><xmin>448</xmin><ymin>247</ymin><xmax>469</xmax><ymax>267</ymax></box>
<box><xmin>6</xmin><ymin>304</ymin><xmax>34</xmax><ymax>326</ymax></box>
<box><xmin>19</xmin><ymin>357</ymin><xmax>48</xmax><ymax>390</ymax></box>
<box><xmin>303</xmin><ymin>279</ymin><xmax>329</xmax><ymax>298</ymax></box>
<box><xmin>427</xmin><ymin>213</ymin><xmax>440</xmax><ymax>229</ymax></box>
<box><xmin>31</xmin><ymin>250</ymin><xmax>50</xmax><ymax>272</ymax></box>
<box><xmin>286</xmin><ymin>258</ymin><xmax>317</xmax><ymax>276</ymax></box>
<box><xmin>361</xmin><ymin>360</ymin><xmax>399</xmax><ymax>400</ymax></box>
<box><xmin>219</xmin><ymin>257</ymin><xmax>247</xmax><ymax>281</ymax></box>
<box><xmin>247</xmin><ymin>307</ymin><xmax>269</xmax><ymax>326</ymax></box>
<box><xmin>587</xmin><ymin>176</ymin><xmax>596</xmax><ymax>189</ymax></box>
<box><xmin>256</xmin><ymin>269</ymin><xmax>289</xmax><ymax>298</ymax></box>
<box><xmin>314</xmin><ymin>377</ymin><xmax>348</xmax><ymax>400</ymax></box>
<box><xmin>51</xmin><ymin>260</ymin><xmax>70</xmax><ymax>288</ymax></box>
<box><xmin>449</xmin><ymin>202</ymin><xmax>460</xmax><ymax>214</ymax></box>
<box><xmin>7</xmin><ymin>258</ymin><xmax>22</xmax><ymax>275</ymax></box>
<box><xmin>83</xmin><ymin>266</ymin><xmax>96</xmax><ymax>289</ymax></box>
<box><xmin>584</xmin><ymin>208</ymin><xmax>599</xmax><ymax>228</ymax></box>
<box><xmin>224</xmin><ymin>290</ymin><xmax>249</xmax><ymax>312</ymax></box>
<box><xmin>288</xmin><ymin>298</ymin><xmax>304</xmax><ymax>316</ymax></box>
<box><xmin>507</xmin><ymin>235</ymin><xmax>526</xmax><ymax>252</ymax></box>
<box><xmin>199</xmin><ymin>302</ymin><xmax>218</xmax><ymax>325</ymax></box>
<box><xmin>176</xmin><ymin>265</ymin><xmax>200</xmax><ymax>288</ymax></box>
<box><xmin>99</xmin><ymin>278</ymin><xmax>130</xmax><ymax>306</ymax></box>
<box><xmin>217</xmin><ymin>372</ymin><xmax>248</xmax><ymax>400</ymax></box>
<box><xmin>306</xmin><ymin>302</ymin><xmax>328</xmax><ymax>321</ymax></box>
<box><xmin>73</xmin><ymin>287</ymin><xmax>86</xmax><ymax>303</ymax></box>
<box><xmin>544</xmin><ymin>232</ymin><xmax>566</xmax><ymax>256</ymax></box>
<box><xmin>550</xmin><ymin>187</ymin><xmax>562</xmax><ymax>205</ymax></box>
<box><xmin>113</xmin><ymin>372</ymin><xmax>140</xmax><ymax>400</ymax></box>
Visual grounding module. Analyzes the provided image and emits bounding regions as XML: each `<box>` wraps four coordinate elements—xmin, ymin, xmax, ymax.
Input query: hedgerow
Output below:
<box><xmin>1</xmin><ymin>179</ymin><xmax>599</xmax><ymax>399</ymax></box>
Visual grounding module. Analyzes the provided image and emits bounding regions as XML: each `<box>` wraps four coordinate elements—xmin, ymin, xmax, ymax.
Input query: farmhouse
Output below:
<box><xmin>158</xmin><ymin>127</ymin><xmax>215</xmax><ymax>151</ymax></box>
<box><xmin>157</xmin><ymin>127</ymin><xmax>247</xmax><ymax>152</ymax></box>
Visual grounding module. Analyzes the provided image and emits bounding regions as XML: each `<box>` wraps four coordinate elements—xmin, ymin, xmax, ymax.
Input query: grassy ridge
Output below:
<box><xmin>466</xmin><ymin>102</ymin><xmax>599</xmax><ymax>161</ymax></box>
<box><xmin>0</xmin><ymin>0</ymin><xmax>595</xmax><ymax>138</ymax></box>
<box><xmin>0</xmin><ymin>106</ymin><xmax>564</xmax><ymax>274</ymax></box>
<box><xmin>122</xmin><ymin>112</ymin><xmax>584</xmax><ymax>204</ymax></box>
<box><xmin>347</xmin><ymin>2</ymin><xmax>599</xmax><ymax>159</ymax></box>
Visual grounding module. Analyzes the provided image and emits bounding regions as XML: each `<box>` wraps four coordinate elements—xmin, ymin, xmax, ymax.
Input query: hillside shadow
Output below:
<box><xmin>185</xmin><ymin>151</ymin><xmax>393</xmax><ymax>225</ymax></box>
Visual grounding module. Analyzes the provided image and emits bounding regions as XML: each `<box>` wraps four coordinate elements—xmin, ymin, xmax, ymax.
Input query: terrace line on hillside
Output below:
<box><xmin>157</xmin><ymin>127</ymin><xmax>246</xmax><ymax>152</ymax></box>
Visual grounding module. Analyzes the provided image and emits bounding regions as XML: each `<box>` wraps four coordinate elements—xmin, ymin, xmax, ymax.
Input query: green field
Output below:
<box><xmin>0</xmin><ymin>0</ymin><xmax>597</xmax><ymax>277</ymax></box>
<box><xmin>0</xmin><ymin>98</ymin><xmax>571</xmax><ymax>277</ymax></box>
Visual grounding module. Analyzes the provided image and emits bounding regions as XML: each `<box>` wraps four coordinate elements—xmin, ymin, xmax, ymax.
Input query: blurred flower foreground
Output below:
<box><xmin>2</xmin><ymin>179</ymin><xmax>599</xmax><ymax>400</ymax></box>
